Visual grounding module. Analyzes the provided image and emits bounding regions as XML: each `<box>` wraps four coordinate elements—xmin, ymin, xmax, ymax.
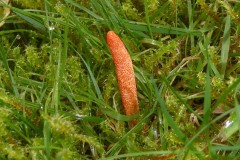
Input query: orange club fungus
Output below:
<box><xmin>106</xmin><ymin>31</ymin><xmax>139</xmax><ymax>125</ymax></box>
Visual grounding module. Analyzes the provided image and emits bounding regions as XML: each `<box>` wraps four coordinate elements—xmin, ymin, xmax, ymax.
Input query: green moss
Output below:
<box><xmin>211</xmin><ymin>76</ymin><xmax>227</xmax><ymax>97</ymax></box>
<box><xmin>141</xmin><ymin>40</ymin><xmax>179</xmax><ymax>74</ymax></box>
<box><xmin>12</xmin><ymin>0</ymin><xmax>44</xmax><ymax>9</ymax></box>
<box><xmin>25</xmin><ymin>46</ymin><xmax>43</xmax><ymax>71</ymax></box>
<box><xmin>0</xmin><ymin>105</ymin><xmax>28</xmax><ymax>159</ymax></box>
<box><xmin>0</xmin><ymin>108</ymin><xmax>10</xmax><ymax>138</ymax></box>
<box><xmin>122</xmin><ymin>0</ymin><xmax>143</xmax><ymax>21</ymax></box>
<box><xmin>42</xmin><ymin>113</ymin><xmax>104</xmax><ymax>156</ymax></box>
<box><xmin>0</xmin><ymin>64</ymin><xmax>9</xmax><ymax>88</ymax></box>
<box><xmin>102</xmin><ymin>72</ymin><xmax>118</xmax><ymax>104</ymax></box>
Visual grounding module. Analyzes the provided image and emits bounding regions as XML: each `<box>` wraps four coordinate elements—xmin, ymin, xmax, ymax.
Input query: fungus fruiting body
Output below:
<box><xmin>106</xmin><ymin>31</ymin><xmax>139</xmax><ymax>125</ymax></box>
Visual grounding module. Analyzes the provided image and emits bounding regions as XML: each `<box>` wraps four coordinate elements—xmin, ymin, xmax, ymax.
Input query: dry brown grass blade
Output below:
<box><xmin>0</xmin><ymin>0</ymin><xmax>11</xmax><ymax>28</ymax></box>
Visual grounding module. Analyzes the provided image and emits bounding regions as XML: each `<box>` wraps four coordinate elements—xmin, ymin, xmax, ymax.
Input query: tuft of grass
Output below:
<box><xmin>0</xmin><ymin>0</ymin><xmax>240</xmax><ymax>159</ymax></box>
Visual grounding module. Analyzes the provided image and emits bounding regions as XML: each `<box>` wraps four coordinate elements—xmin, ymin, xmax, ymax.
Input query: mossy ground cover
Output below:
<box><xmin>0</xmin><ymin>0</ymin><xmax>240</xmax><ymax>159</ymax></box>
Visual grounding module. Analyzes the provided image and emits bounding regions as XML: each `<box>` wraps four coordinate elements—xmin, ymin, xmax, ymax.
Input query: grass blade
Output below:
<box><xmin>153</xmin><ymin>76</ymin><xmax>186</xmax><ymax>141</ymax></box>
<box><xmin>0</xmin><ymin>45</ymin><xmax>19</xmax><ymax>97</ymax></box>
<box><xmin>221</xmin><ymin>15</ymin><xmax>231</xmax><ymax>76</ymax></box>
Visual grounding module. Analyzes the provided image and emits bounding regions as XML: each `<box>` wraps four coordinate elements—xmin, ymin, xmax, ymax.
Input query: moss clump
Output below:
<box><xmin>42</xmin><ymin>114</ymin><xmax>104</xmax><ymax>154</ymax></box>
<box><xmin>12</xmin><ymin>0</ymin><xmax>44</xmax><ymax>9</ymax></box>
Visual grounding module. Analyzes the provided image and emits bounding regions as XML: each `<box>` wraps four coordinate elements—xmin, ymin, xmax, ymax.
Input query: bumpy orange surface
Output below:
<box><xmin>106</xmin><ymin>31</ymin><xmax>139</xmax><ymax>125</ymax></box>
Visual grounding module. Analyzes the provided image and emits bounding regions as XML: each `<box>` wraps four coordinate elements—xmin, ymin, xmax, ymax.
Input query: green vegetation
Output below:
<box><xmin>0</xmin><ymin>0</ymin><xmax>240</xmax><ymax>159</ymax></box>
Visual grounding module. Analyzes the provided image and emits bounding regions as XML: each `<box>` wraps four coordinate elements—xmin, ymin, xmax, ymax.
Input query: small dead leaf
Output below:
<box><xmin>190</xmin><ymin>105</ymin><xmax>226</xmax><ymax>126</ymax></box>
<box><xmin>195</xmin><ymin>105</ymin><xmax>225</xmax><ymax>115</ymax></box>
